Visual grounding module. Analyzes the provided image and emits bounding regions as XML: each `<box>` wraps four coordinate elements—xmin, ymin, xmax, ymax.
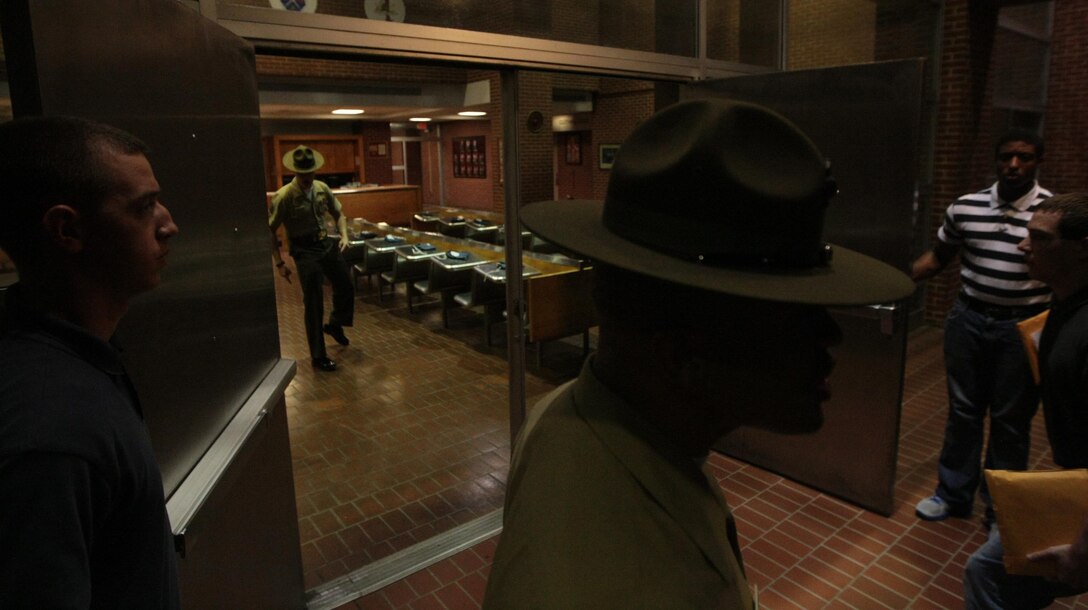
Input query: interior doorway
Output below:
<box><xmin>554</xmin><ymin>131</ymin><xmax>593</xmax><ymax>200</ymax></box>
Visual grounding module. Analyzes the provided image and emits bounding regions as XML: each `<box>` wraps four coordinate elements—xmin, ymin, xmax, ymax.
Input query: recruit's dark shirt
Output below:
<box><xmin>0</xmin><ymin>285</ymin><xmax>180</xmax><ymax>609</ymax></box>
<box><xmin>1038</xmin><ymin>286</ymin><xmax>1088</xmax><ymax>468</ymax></box>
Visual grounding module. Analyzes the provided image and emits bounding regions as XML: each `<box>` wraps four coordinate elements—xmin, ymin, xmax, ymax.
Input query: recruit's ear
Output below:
<box><xmin>41</xmin><ymin>205</ymin><xmax>85</xmax><ymax>254</ymax></box>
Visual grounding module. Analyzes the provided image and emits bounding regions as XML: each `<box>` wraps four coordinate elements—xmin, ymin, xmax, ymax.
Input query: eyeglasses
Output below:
<box><xmin>997</xmin><ymin>151</ymin><xmax>1038</xmax><ymax>163</ymax></box>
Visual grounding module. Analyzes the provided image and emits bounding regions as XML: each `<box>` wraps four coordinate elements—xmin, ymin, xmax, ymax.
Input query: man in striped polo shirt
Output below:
<box><xmin>913</xmin><ymin>131</ymin><xmax>1051</xmax><ymax>524</ymax></box>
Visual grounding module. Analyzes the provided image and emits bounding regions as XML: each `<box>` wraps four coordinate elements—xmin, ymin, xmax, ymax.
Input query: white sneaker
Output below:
<box><xmin>915</xmin><ymin>495</ymin><xmax>967</xmax><ymax>521</ymax></box>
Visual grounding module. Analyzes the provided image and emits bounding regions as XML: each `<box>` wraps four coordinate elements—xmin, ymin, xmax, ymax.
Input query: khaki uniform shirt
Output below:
<box><xmin>268</xmin><ymin>178</ymin><xmax>342</xmax><ymax>241</ymax></box>
<box><xmin>484</xmin><ymin>358</ymin><xmax>755</xmax><ymax>609</ymax></box>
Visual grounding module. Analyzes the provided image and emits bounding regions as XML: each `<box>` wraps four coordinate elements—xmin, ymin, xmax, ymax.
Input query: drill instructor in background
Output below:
<box><xmin>269</xmin><ymin>145</ymin><xmax>355</xmax><ymax>372</ymax></box>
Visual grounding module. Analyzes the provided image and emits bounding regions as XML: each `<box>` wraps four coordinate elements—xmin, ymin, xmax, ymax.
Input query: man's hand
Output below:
<box><xmin>339</xmin><ymin>235</ymin><xmax>350</xmax><ymax>253</ymax></box>
<box><xmin>1028</xmin><ymin>543</ymin><xmax>1088</xmax><ymax>589</ymax></box>
<box><xmin>277</xmin><ymin>263</ymin><xmax>293</xmax><ymax>283</ymax></box>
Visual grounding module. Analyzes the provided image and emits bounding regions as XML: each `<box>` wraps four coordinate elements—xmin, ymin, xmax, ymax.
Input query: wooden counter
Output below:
<box><xmin>266</xmin><ymin>185</ymin><xmax>421</xmax><ymax>227</ymax></box>
<box><xmin>336</xmin><ymin>186</ymin><xmax>421</xmax><ymax>226</ymax></box>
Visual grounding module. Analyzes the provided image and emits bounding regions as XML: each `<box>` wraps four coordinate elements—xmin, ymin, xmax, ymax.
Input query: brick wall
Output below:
<box><xmin>255</xmin><ymin>55</ymin><xmax>464</xmax><ymax>84</ymax></box>
<box><xmin>921</xmin><ymin>0</ymin><xmax>1000</xmax><ymax>325</ymax></box>
<box><xmin>1042</xmin><ymin>0</ymin><xmax>1088</xmax><ymax>194</ymax></box>
<box><xmin>707</xmin><ymin>0</ymin><xmax>741</xmax><ymax>62</ymax></box>
<box><xmin>516</xmin><ymin>72</ymin><xmax>556</xmax><ymax>208</ymax></box>
<box><xmin>788</xmin><ymin>0</ymin><xmax>875</xmax><ymax>69</ymax></box>
<box><xmin>590</xmin><ymin>80</ymin><xmax>655</xmax><ymax>201</ymax></box>
<box><xmin>356</xmin><ymin>122</ymin><xmax>392</xmax><ymax>185</ymax></box>
<box><xmin>440</xmin><ymin>120</ymin><xmax>494</xmax><ymax>210</ymax></box>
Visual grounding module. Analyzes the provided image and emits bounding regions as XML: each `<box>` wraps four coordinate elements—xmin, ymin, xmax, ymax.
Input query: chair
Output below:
<box><xmin>439</xmin><ymin>222</ymin><xmax>467</xmax><ymax>239</ymax></box>
<box><xmin>353</xmin><ymin>246</ymin><xmax>394</xmax><ymax>291</ymax></box>
<box><xmin>526</xmin><ymin>268</ymin><xmax>596</xmax><ymax>367</ymax></box>
<box><xmin>453</xmin><ymin>270</ymin><xmax>507</xmax><ymax>345</ymax></box>
<box><xmin>379</xmin><ymin>254</ymin><xmax>432</xmax><ymax>310</ymax></box>
<box><xmin>412</xmin><ymin>261</ymin><xmax>475</xmax><ymax>327</ymax></box>
<box><xmin>411</xmin><ymin>214</ymin><xmax>440</xmax><ymax>233</ymax></box>
<box><xmin>464</xmin><ymin>222</ymin><xmax>498</xmax><ymax>244</ymax></box>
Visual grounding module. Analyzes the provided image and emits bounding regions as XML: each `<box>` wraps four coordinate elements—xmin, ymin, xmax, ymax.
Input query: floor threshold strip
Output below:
<box><xmin>305</xmin><ymin>509</ymin><xmax>504</xmax><ymax>610</ymax></box>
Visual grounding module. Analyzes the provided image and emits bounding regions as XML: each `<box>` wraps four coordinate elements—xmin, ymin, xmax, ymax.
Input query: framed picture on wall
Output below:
<box><xmin>565</xmin><ymin>133</ymin><xmax>581</xmax><ymax>165</ymax></box>
<box><xmin>599</xmin><ymin>144</ymin><xmax>620</xmax><ymax>169</ymax></box>
<box><xmin>367</xmin><ymin>142</ymin><xmax>388</xmax><ymax>157</ymax></box>
<box><xmin>453</xmin><ymin>136</ymin><xmax>486</xmax><ymax>178</ymax></box>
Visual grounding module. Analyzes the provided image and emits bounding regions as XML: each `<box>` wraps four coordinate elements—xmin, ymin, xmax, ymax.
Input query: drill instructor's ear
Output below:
<box><xmin>42</xmin><ymin>205</ymin><xmax>85</xmax><ymax>254</ymax></box>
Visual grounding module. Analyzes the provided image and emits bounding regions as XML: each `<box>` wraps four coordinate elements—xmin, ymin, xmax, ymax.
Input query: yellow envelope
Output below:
<box><xmin>1016</xmin><ymin>310</ymin><xmax>1049</xmax><ymax>384</ymax></box>
<box><xmin>985</xmin><ymin>468</ymin><xmax>1088</xmax><ymax>577</ymax></box>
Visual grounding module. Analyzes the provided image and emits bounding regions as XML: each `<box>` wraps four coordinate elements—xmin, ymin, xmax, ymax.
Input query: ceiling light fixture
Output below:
<box><xmin>332</xmin><ymin>108</ymin><xmax>365</xmax><ymax>115</ymax></box>
<box><xmin>409</xmin><ymin>117</ymin><xmax>432</xmax><ymax>122</ymax></box>
<box><xmin>458</xmin><ymin>111</ymin><xmax>487</xmax><ymax>117</ymax></box>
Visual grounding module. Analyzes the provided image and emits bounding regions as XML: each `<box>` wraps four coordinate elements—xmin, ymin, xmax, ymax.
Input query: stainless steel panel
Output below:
<box><xmin>1</xmin><ymin>0</ymin><xmax>281</xmax><ymax>496</ymax></box>
<box><xmin>685</xmin><ymin>60</ymin><xmax>923</xmax><ymax>514</ymax></box>
<box><xmin>721</xmin><ymin>306</ymin><xmax>908</xmax><ymax>515</ymax></box>
<box><xmin>173</xmin><ymin>389</ymin><xmax>304</xmax><ymax>609</ymax></box>
<box><xmin>682</xmin><ymin>60</ymin><xmax>923</xmax><ymax>270</ymax></box>
<box><xmin>1</xmin><ymin>0</ymin><xmax>303</xmax><ymax>602</ymax></box>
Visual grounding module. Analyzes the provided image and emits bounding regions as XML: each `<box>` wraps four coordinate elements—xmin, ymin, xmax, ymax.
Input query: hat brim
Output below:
<box><xmin>520</xmin><ymin>199</ymin><xmax>915</xmax><ymax>306</ymax></box>
<box><xmin>282</xmin><ymin>149</ymin><xmax>325</xmax><ymax>173</ymax></box>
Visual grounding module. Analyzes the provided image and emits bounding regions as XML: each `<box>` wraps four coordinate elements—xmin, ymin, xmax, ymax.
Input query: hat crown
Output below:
<box><xmin>602</xmin><ymin>100</ymin><xmax>830</xmax><ymax>269</ymax></box>
<box><xmin>283</xmin><ymin>145</ymin><xmax>325</xmax><ymax>173</ymax></box>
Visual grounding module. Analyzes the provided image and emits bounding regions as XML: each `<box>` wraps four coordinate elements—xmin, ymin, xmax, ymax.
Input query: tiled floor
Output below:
<box><xmin>275</xmin><ymin>266</ymin><xmax>585</xmax><ymax>590</ymax></box>
<box><xmin>280</xmin><ymin>272</ymin><xmax>1088</xmax><ymax>609</ymax></box>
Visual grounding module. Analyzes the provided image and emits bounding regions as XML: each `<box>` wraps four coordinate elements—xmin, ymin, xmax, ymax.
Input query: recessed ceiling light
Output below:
<box><xmin>332</xmin><ymin>108</ymin><xmax>365</xmax><ymax>115</ymax></box>
<box><xmin>458</xmin><ymin>111</ymin><xmax>487</xmax><ymax>117</ymax></box>
<box><xmin>409</xmin><ymin>117</ymin><xmax>432</xmax><ymax>122</ymax></box>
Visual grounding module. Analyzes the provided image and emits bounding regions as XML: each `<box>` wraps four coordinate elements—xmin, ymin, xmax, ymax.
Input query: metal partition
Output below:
<box><xmin>687</xmin><ymin>60</ymin><xmax>923</xmax><ymax>515</ymax></box>
<box><xmin>1</xmin><ymin>0</ymin><xmax>304</xmax><ymax>604</ymax></box>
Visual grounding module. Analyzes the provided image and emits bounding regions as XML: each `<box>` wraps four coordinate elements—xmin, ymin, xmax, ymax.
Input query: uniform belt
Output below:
<box><xmin>290</xmin><ymin>231</ymin><xmax>327</xmax><ymax>245</ymax></box>
<box><xmin>958</xmin><ymin>293</ymin><xmax>1047</xmax><ymax>320</ymax></box>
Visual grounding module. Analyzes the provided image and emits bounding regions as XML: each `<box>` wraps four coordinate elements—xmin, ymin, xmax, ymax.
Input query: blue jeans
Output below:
<box><xmin>936</xmin><ymin>299</ymin><xmax>1039</xmax><ymax>513</ymax></box>
<box><xmin>964</xmin><ymin>527</ymin><xmax>1079</xmax><ymax>609</ymax></box>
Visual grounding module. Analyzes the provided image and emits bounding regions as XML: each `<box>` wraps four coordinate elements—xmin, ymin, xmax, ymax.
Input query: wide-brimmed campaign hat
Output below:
<box><xmin>282</xmin><ymin>145</ymin><xmax>325</xmax><ymax>173</ymax></box>
<box><xmin>519</xmin><ymin>99</ymin><xmax>913</xmax><ymax>306</ymax></box>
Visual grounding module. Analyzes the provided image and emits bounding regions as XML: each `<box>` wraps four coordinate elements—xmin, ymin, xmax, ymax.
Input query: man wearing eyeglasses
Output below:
<box><xmin>913</xmin><ymin>131</ymin><xmax>1051</xmax><ymax>526</ymax></box>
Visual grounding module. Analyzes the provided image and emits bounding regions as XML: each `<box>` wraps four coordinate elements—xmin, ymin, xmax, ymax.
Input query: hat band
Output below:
<box><xmin>624</xmin><ymin>231</ymin><xmax>834</xmax><ymax>271</ymax></box>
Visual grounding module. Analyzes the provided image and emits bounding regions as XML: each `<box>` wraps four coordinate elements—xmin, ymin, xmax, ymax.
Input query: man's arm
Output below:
<box><xmin>911</xmin><ymin>240</ymin><xmax>959</xmax><ymax>282</ymax></box>
<box><xmin>0</xmin><ymin>453</ymin><xmax>101</xmax><ymax>608</ymax></box>
<box><xmin>268</xmin><ymin>195</ymin><xmax>292</xmax><ymax>281</ymax></box>
<box><xmin>1027</xmin><ymin>516</ymin><xmax>1088</xmax><ymax>589</ymax></box>
<box><xmin>328</xmin><ymin>191</ymin><xmax>350</xmax><ymax>253</ymax></box>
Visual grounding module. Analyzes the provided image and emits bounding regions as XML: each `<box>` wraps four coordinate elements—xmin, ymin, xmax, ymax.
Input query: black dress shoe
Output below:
<box><xmin>312</xmin><ymin>357</ymin><xmax>337</xmax><ymax>371</ymax></box>
<box><xmin>323</xmin><ymin>324</ymin><xmax>350</xmax><ymax>346</ymax></box>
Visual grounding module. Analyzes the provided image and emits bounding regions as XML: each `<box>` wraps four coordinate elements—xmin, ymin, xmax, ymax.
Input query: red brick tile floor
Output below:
<box><xmin>275</xmin><ymin>267</ymin><xmax>585</xmax><ymax>591</ymax></box>
<box><xmin>279</xmin><ymin>273</ymin><xmax>1088</xmax><ymax>609</ymax></box>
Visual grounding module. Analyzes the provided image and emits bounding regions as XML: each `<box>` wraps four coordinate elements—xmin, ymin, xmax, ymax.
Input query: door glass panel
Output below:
<box><xmin>260</xmin><ymin>58</ymin><xmax>662</xmax><ymax>591</ymax></box>
<box><xmin>260</xmin><ymin>57</ymin><xmax>514</xmax><ymax>588</ymax></box>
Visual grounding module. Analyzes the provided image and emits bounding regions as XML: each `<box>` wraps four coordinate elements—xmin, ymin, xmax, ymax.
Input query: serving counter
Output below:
<box><xmin>265</xmin><ymin>184</ymin><xmax>421</xmax><ymax>227</ymax></box>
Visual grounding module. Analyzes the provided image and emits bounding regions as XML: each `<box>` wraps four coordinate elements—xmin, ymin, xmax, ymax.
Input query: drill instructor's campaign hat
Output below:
<box><xmin>519</xmin><ymin>99</ymin><xmax>914</xmax><ymax>306</ymax></box>
<box><xmin>282</xmin><ymin>145</ymin><xmax>325</xmax><ymax>173</ymax></box>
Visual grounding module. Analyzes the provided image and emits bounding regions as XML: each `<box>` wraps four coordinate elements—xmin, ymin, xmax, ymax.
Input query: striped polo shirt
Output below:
<box><xmin>938</xmin><ymin>181</ymin><xmax>1052</xmax><ymax>306</ymax></box>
